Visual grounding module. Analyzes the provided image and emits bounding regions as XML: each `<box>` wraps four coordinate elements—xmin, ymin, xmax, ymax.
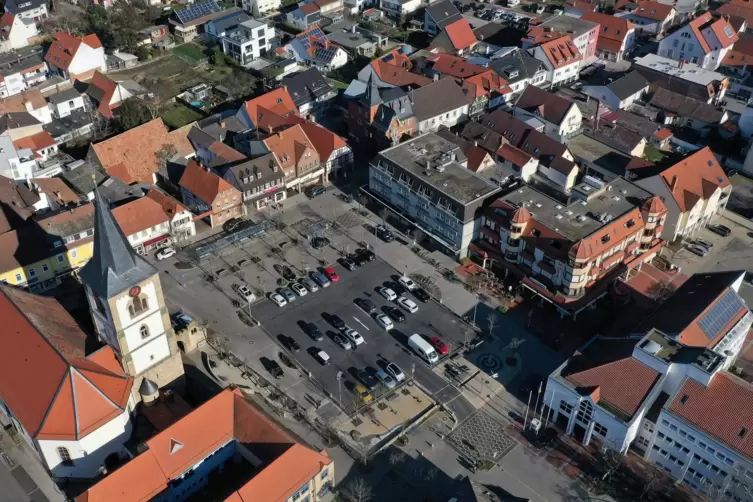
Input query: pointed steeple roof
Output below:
<box><xmin>363</xmin><ymin>72</ymin><xmax>383</xmax><ymax>108</ymax></box>
<box><xmin>79</xmin><ymin>189</ymin><xmax>157</xmax><ymax>298</ymax></box>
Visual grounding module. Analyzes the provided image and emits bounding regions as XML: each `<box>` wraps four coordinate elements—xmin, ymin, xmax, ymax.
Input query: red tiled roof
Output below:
<box><xmin>538</xmin><ymin>36</ymin><xmax>582</xmax><ymax>69</ymax></box>
<box><xmin>29</xmin><ymin>177</ymin><xmax>79</xmax><ymax>205</ymax></box>
<box><xmin>641</xmin><ymin>195</ymin><xmax>667</xmax><ymax>214</ymax></box>
<box><xmin>0</xmin><ymin>287</ymin><xmax>131</xmax><ymax>441</ymax></box>
<box><xmin>515</xmin><ymin>85</ymin><xmax>574</xmax><ymax>126</ymax></box>
<box><xmin>13</xmin><ymin>131</ymin><xmax>56</xmax><ymax>158</ymax></box>
<box><xmin>112</xmin><ymin>196</ymin><xmax>170</xmax><ymax>238</ymax></box>
<box><xmin>717</xmin><ymin>0</ymin><xmax>753</xmax><ymax>28</ymax></box>
<box><xmin>242</xmin><ymin>88</ymin><xmax>299</xmax><ymax>131</ymax></box>
<box><xmin>0</xmin><ymin>13</ymin><xmax>15</xmax><ymax>34</ymax></box>
<box><xmin>688</xmin><ymin>12</ymin><xmax>738</xmax><ymax>54</ymax></box>
<box><xmin>659</xmin><ymin>146</ymin><xmax>730</xmax><ymax>212</ymax></box>
<box><xmin>443</xmin><ymin>19</ymin><xmax>477</xmax><ymax>51</ymax></box>
<box><xmin>426</xmin><ymin>53</ymin><xmax>487</xmax><ymax>78</ymax></box>
<box><xmin>627</xmin><ymin>1</ymin><xmax>675</xmax><ymax>21</ymax></box>
<box><xmin>263</xmin><ymin>124</ymin><xmax>319</xmax><ymax>179</ymax></box>
<box><xmin>298</xmin><ymin>120</ymin><xmax>347</xmax><ymax>163</ymax></box>
<box><xmin>87</xmin><ymin>71</ymin><xmax>119</xmax><ymax>118</ymax></box>
<box><xmin>378</xmin><ymin>48</ymin><xmax>412</xmax><ymax>69</ymax></box>
<box><xmin>564</xmin><ymin>0</ymin><xmax>598</xmax><ymax>12</ymax></box>
<box><xmin>45</xmin><ymin>32</ymin><xmax>102</xmax><ymax>71</ymax></box>
<box><xmin>0</xmin><ymin>89</ymin><xmax>46</xmax><ymax>114</ymax></box>
<box><xmin>582</xmin><ymin>11</ymin><xmax>634</xmax><ymax>52</ymax></box>
<box><xmin>653</xmin><ymin>128</ymin><xmax>673</xmax><ymax>140</ymax></box>
<box><xmin>146</xmin><ymin>187</ymin><xmax>188</xmax><ymax>218</ymax></box>
<box><xmin>498</xmin><ymin>143</ymin><xmax>532</xmax><ymax>167</ymax></box>
<box><xmin>299</xmin><ymin>2</ymin><xmax>319</xmax><ymax>15</ymax></box>
<box><xmin>668</xmin><ymin>373</ymin><xmax>753</xmax><ymax>459</ymax></box>
<box><xmin>179</xmin><ymin>159</ymin><xmax>238</xmax><ymax>204</ymax></box>
<box><xmin>371</xmin><ymin>59</ymin><xmax>432</xmax><ymax>87</ymax></box>
<box><xmin>523</xmin><ymin>26</ymin><xmax>567</xmax><ymax>46</ymax></box>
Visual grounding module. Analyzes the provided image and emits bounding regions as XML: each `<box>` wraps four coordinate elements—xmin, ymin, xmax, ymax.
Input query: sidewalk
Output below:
<box><xmin>0</xmin><ymin>431</ymin><xmax>66</xmax><ymax>502</ymax></box>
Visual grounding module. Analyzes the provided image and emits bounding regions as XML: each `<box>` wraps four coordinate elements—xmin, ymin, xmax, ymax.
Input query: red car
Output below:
<box><xmin>324</xmin><ymin>267</ymin><xmax>339</xmax><ymax>282</ymax></box>
<box><xmin>430</xmin><ymin>337</ymin><xmax>448</xmax><ymax>355</ymax></box>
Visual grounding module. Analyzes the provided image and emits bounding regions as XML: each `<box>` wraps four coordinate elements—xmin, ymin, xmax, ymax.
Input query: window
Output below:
<box><xmin>560</xmin><ymin>402</ymin><xmax>574</xmax><ymax>414</ymax></box>
<box><xmin>658</xmin><ymin>432</ymin><xmax>665</xmax><ymax>439</ymax></box>
<box><xmin>14</xmin><ymin>273</ymin><xmax>21</xmax><ymax>282</ymax></box>
<box><xmin>71</xmin><ymin>249</ymin><xmax>78</xmax><ymax>258</ymax></box>
<box><xmin>42</xmin><ymin>264</ymin><xmax>49</xmax><ymax>272</ymax></box>
<box><xmin>57</xmin><ymin>254</ymin><xmax>64</xmax><ymax>263</ymax></box>
<box><xmin>140</xmin><ymin>325</ymin><xmax>149</xmax><ymax>339</ymax></box>
<box><xmin>669</xmin><ymin>424</ymin><xmax>678</xmax><ymax>432</ymax></box>
<box><xmin>320</xmin><ymin>468</ymin><xmax>329</xmax><ymax>480</ymax></box>
<box><xmin>28</xmin><ymin>268</ymin><xmax>36</xmax><ymax>278</ymax></box>
<box><xmin>593</xmin><ymin>423</ymin><xmax>608</xmax><ymax>437</ymax></box>
<box><xmin>57</xmin><ymin>447</ymin><xmax>73</xmax><ymax>466</ymax></box>
<box><xmin>128</xmin><ymin>295</ymin><xmax>149</xmax><ymax>318</ymax></box>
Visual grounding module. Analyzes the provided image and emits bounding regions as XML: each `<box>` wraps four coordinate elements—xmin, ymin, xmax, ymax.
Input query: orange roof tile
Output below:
<box><xmin>242</xmin><ymin>88</ymin><xmax>299</xmax><ymax>131</ymax></box>
<box><xmin>0</xmin><ymin>89</ymin><xmax>46</xmax><ymax>114</ymax></box>
<box><xmin>0</xmin><ymin>12</ymin><xmax>15</xmax><ymax>33</ymax></box>
<box><xmin>179</xmin><ymin>159</ymin><xmax>238</xmax><ymax>204</ymax></box>
<box><xmin>299</xmin><ymin>2</ymin><xmax>319</xmax><ymax>14</ymax></box>
<box><xmin>582</xmin><ymin>11</ymin><xmax>634</xmax><ymax>51</ymax></box>
<box><xmin>498</xmin><ymin>144</ymin><xmax>533</xmax><ymax>167</ymax></box>
<box><xmin>627</xmin><ymin>1</ymin><xmax>675</xmax><ymax>21</ymax></box>
<box><xmin>687</xmin><ymin>12</ymin><xmax>738</xmax><ymax>54</ymax></box>
<box><xmin>111</xmin><ymin>196</ymin><xmax>170</xmax><ymax>237</ymax></box>
<box><xmin>45</xmin><ymin>32</ymin><xmax>102</xmax><ymax>71</ymax></box>
<box><xmin>13</xmin><ymin>131</ymin><xmax>56</xmax><ymax>158</ymax></box>
<box><xmin>146</xmin><ymin>187</ymin><xmax>188</xmax><ymax>218</ymax></box>
<box><xmin>641</xmin><ymin>195</ymin><xmax>667</xmax><ymax>214</ymax></box>
<box><xmin>718</xmin><ymin>0</ymin><xmax>753</xmax><ymax>28</ymax></box>
<box><xmin>523</xmin><ymin>25</ymin><xmax>567</xmax><ymax>46</ymax></box>
<box><xmin>443</xmin><ymin>19</ymin><xmax>477</xmax><ymax>51</ymax></box>
<box><xmin>29</xmin><ymin>177</ymin><xmax>80</xmax><ymax>205</ymax></box>
<box><xmin>263</xmin><ymin>125</ymin><xmax>320</xmax><ymax>178</ymax></box>
<box><xmin>87</xmin><ymin>71</ymin><xmax>118</xmax><ymax>117</ymax></box>
<box><xmin>298</xmin><ymin>120</ymin><xmax>347</xmax><ymax>163</ymax></box>
<box><xmin>78</xmin><ymin>451</ymin><xmax>168</xmax><ymax>502</ymax></box>
<box><xmin>371</xmin><ymin>59</ymin><xmax>432</xmax><ymax>87</ymax></box>
<box><xmin>659</xmin><ymin>146</ymin><xmax>730</xmax><ymax>212</ymax></box>
<box><xmin>653</xmin><ymin>128</ymin><xmax>673</xmax><ymax>140</ymax></box>
<box><xmin>426</xmin><ymin>53</ymin><xmax>487</xmax><ymax>78</ymax></box>
<box><xmin>538</xmin><ymin>35</ymin><xmax>582</xmax><ymax>69</ymax></box>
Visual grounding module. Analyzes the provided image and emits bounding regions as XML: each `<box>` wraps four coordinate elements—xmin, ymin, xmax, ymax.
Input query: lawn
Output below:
<box><xmin>172</xmin><ymin>43</ymin><xmax>206</xmax><ymax>63</ymax></box>
<box><xmin>643</xmin><ymin>145</ymin><xmax>668</xmax><ymax>163</ymax></box>
<box><xmin>161</xmin><ymin>103</ymin><xmax>203</xmax><ymax>129</ymax></box>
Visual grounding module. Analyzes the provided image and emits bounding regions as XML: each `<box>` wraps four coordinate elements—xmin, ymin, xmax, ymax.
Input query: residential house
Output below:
<box><xmin>26</xmin><ymin>177</ymin><xmax>80</xmax><ymax>213</ymax></box>
<box><xmin>112</xmin><ymin>196</ymin><xmax>171</xmax><ymax>254</ymax></box>
<box><xmin>0</xmin><ymin>173</ymin><xmax>35</xmax><ymax>229</ymax></box>
<box><xmin>218</xmin><ymin>153</ymin><xmax>287</xmax><ymax>210</ymax></box>
<box><xmin>3</xmin><ymin>0</ymin><xmax>47</xmax><ymax>22</ymax></box>
<box><xmin>221</xmin><ymin>18</ymin><xmax>275</xmax><ymax>66</ymax></box>
<box><xmin>84</xmin><ymin>71</ymin><xmax>148</xmax><ymax>118</ymax></box>
<box><xmin>179</xmin><ymin>159</ymin><xmax>242</xmax><ymax>228</ymax></box>
<box><xmin>635</xmin><ymin>147</ymin><xmax>731</xmax><ymax>241</ymax></box>
<box><xmin>412</xmin><ymin>77</ymin><xmax>470</xmax><ymax>134</ymax></box>
<box><xmin>0</xmin><ymin>111</ymin><xmax>42</xmax><ymax>141</ymax></box>
<box><xmin>634</xmin><ymin>54</ymin><xmax>729</xmax><ymax>104</ymax></box>
<box><xmin>262</xmin><ymin>124</ymin><xmax>325</xmax><ymax>191</ymax></box>
<box><xmin>582</xmin><ymin>121</ymin><xmax>647</xmax><ymax>157</ymax></box>
<box><xmin>719</xmin><ymin>32</ymin><xmax>753</xmax><ymax>83</ymax></box>
<box><xmin>582</xmin><ymin>11</ymin><xmax>636</xmax><ymax>62</ymax></box>
<box><xmin>76</xmin><ymin>388</ymin><xmax>335</xmax><ymax>502</ymax></box>
<box><xmin>554</xmin><ymin>132</ymin><xmax>649</xmax><ymax>182</ymax></box>
<box><xmin>472</xmin><ymin>178</ymin><xmax>666</xmax><ymax>316</ymax></box>
<box><xmin>717</xmin><ymin>0</ymin><xmax>753</xmax><ymax>33</ymax></box>
<box><xmin>0</xmin><ymin>12</ymin><xmax>36</xmax><ymax>51</ymax></box>
<box><xmin>513</xmin><ymin>85</ymin><xmax>583</xmax><ymax>141</ymax></box>
<box><xmin>89</xmin><ymin>118</ymin><xmax>196</xmax><ymax>184</ymax></box>
<box><xmin>583</xmin><ymin>71</ymin><xmax>650</xmax><ymax>111</ymax></box>
<box><xmin>286</xmin><ymin>3</ymin><xmax>321</xmax><ymax>31</ymax></box>
<box><xmin>146</xmin><ymin>187</ymin><xmax>197</xmax><ymax>241</ymax></box>
<box><xmin>657</xmin><ymin>12</ymin><xmax>738</xmax><ymax>70</ymax></box>
<box><xmin>649</xmin><ymin>88</ymin><xmax>728</xmax><ymax>134</ymax></box>
<box><xmin>0</xmin><ymin>46</ymin><xmax>48</xmax><ymax>98</ymax></box>
<box><xmin>13</xmin><ymin>131</ymin><xmax>57</xmax><ymax>162</ymax></box>
<box><xmin>617</xmin><ymin>1</ymin><xmax>676</xmax><ymax>37</ymax></box>
<box><xmin>528</xmin><ymin>36</ymin><xmax>582</xmax><ymax>88</ymax></box>
<box><xmin>306</xmin><ymin>0</ymin><xmax>343</xmax><ymax>15</ymax></box>
<box><xmin>169</xmin><ymin>0</ymin><xmax>226</xmax><ymax>43</ymax></box>
<box><xmin>0</xmin><ymin>89</ymin><xmax>51</xmax><ymax>124</ymax></box>
<box><xmin>243</xmin><ymin>0</ymin><xmax>281</xmax><ymax>16</ymax></box>
<box><xmin>354</xmin><ymin>53</ymin><xmax>431</xmax><ymax>90</ymax></box>
<box><xmin>45</xmin><ymin>32</ymin><xmax>106</xmax><ymax>81</ymax></box>
<box><xmin>298</xmin><ymin>120</ymin><xmax>353</xmax><ymax>178</ymax></box>
<box><xmin>0</xmin><ymin>135</ymin><xmax>35</xmax><ymax>180</ymax></box>
<box><xmin>564</xmin><ymin>0</ymin><xmax>598</xmax><ymax>18</ymax></box>
<box><xmin>281</xmin><ymin>67</ymin><xmax>337</xmax><ymax>117</ymax></box>
<box><xmin>544</xmin><ymin>270</ymin><xmax>753</xmax><ymax>501</ymax></box>
<box><xmin>347</xmin><ymin>76</ymin><xmax>416</xmax><ymax>150</ymax></box>
<box><xmin>235</xmin><ymin>87</ymin><xmax>299</xmax><ymax>132</ymax></box>
<box><xmin>436</xmin><ymin>128</ymin><xmax>509</xmax><ymax>180</ymax></box>
<box><xmin>525</xmin><ymin>15</ymin><xmax>599</xmax><ymax>62</ymax></box>
<box><xmin>655</xmin><ymin>0</ymin><xmax>703</xmax><ymax>15</ymax></box>
<box><xmin>424</xmin><ymin>0</ymin><xmax>463</xmax><ymax>36</ymax></box>
<box><xmin>369</xmin><ymin>133</ymin><xmax>501</xmax><ymax>257</ymax></box>
<box><xmin>379</xmin><ymin>0</ymin><xmax>421</xmax><ymax>20</ymax></box>
<box><xmin>205</xmin><ymin>9</ymin><xmax>251</xmax><ymax>40</ymax></box>
<box><xmin>286</xmin><ymin>26</ymin><xmax>348</xmax><ymax>71</ymax></box>
<box><xmin>47</xmin><ymin>88</ymin><xmax>86</xmax><ymax>119</ymax></box>
<box><xmin>431</xmin><ymin>19</ymin><xmax>478</xmax><ymax>56</ymax></box>
<box><xmin>326</xmin><ymin>25</ymin><xmax>388</xmax><ymax>58</ymax></box>
<box><xmin>489</xmin><ymin>49</ymin><xmax>549</xmax><ymax>98</ymax></box>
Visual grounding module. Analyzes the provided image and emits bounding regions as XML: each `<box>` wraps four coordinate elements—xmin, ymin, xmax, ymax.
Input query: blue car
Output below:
<box><xmin>311</xmin><ymin>271</ymin><xmax>331</xmax><ymax>288</ymax></box>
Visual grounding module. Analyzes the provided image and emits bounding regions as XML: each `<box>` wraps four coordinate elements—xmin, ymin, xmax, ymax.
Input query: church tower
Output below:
<box><xmin>80</xmin><ymin>190</ymin><xmax>184</xmax><ymax>403</ymax></box>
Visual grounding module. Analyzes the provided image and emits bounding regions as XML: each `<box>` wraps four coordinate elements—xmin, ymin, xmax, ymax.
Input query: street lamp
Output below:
<box><xmin>336</xmin><ymin>371</ymin><xmax>343</xmax><ymax>409</ymax></box>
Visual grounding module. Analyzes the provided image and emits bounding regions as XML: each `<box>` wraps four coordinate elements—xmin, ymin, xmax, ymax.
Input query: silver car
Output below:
<box><xmin>376</xmin><ymin>369</ymin><xmax>397</xmax><ymax>389</ymax></box>
<box><xmin>302</xmin><ymin>278</ymin><xmax>319</xmax><ymax>292</ymax></box>
<box><xmin>687</xmin><ymin>244</ymin><xmax>709</xmax><ymax>257</ymax></box>
<box><xmin>279</xmin><ymin>287</ymin><xmax>296</xmax><ymax>302</ymax></box>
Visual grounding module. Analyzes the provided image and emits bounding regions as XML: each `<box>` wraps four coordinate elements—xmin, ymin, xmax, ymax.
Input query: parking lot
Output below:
<box><xmin>250</xmin><ymin>259</ymin><xmax>477</xmax><ymax>415</ymax></box>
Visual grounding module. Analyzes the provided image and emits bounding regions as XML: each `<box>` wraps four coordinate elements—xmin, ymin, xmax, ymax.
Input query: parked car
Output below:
<box><xmin>687</xmin><ymin>244</ymin><xmax>709</xmax><ymax>257</ymax></box>
<box><xmin>378</xmin><ymin>286</ymin><xmax>397</xmax><ymax>301</ymax></box>
<box><xmin>324</xmin><ymin>267</ymin><xmax>339</xmax><ymax>282</ymax></box>
<box><xmin>338</xmin><ymin>257</ymin><xmax>357</xmax><ymax>271</ymax></box>
<box><xmin>311</xmin><ymin>271</ymin><xmax>331</xmax><ymax>288</ymax></box>
<box><xmin>398</xmin><ymin>276</ymin><xmax>417</xmax><ymax>291</ymax></box>
<box><xmin>261</xmin><ymin>357</ymin><xmax>284</xmax><ymax>378</ymax></box>
<box><xmin>278</xmin><ymin>287</ymin><xmax>296</xmax><ymax>302</ymax></box>
<box><xmin>355</xmin><ymin>297</ymin><xmax>376</xmax><ymax>314</ymax></box>
<box><xmin>354</xmin><ymin>382</ymin><xmax>373</xmax><ymax>403</ymax></box>
<box><xmin>291</xmin><ymin>282</ymin><xmax>308</xmax><ymax>297</ymax></box>
<box><xmin>171</xmin><ymin>311</ymin><xmax>193</xmax><ymax>330</ymax></box>
<box><xmin>430</xmin><ymin>336</ymin><xmax>449</xmax><ymax>355</ymax></box>
<box><xmin>281</xmin><ymin>335</ymin><xmax>300</xmax><ymax>352</ymax></box>
<box><xmin>302</xmin><ymin>278</ymin><xmax>319</xmax><ymax>292</ymax></box>
<box><xmin>305</xmin><ymin>185</ymin><xmax>326</xmax><ymax>198</ymax></box>
<box><xmin>269</xmin><ymin>292</ymin><xmax>287</xmax><ymax>307</ymax></box>
<box><xmin>356</xmin><ymin>369</ymin><xmax>379</xmax><ymax>390</ymax></box>
<box><xmin>237</xmin><ymin>284</ymin><xmax>256</xmax><ymax>303</ymax></box>
<box><xmin>223</xmin><ymin>218</ymin><xmax>243</xmax><ymax>233</ymax></box>
<box><xmin>708</xmin><ymin>224</ymin><xmax>731</xmax><ymax>237</ymax></box>
<box><xmin>312</xmin><ymin>349</ymin><xmax>331</xmax><ymax>365</ymax></box>
<box><xmin>375</xmin><ymin>225</ymin><xmax>394</xmax><ymax>242</ymax></box>
<box><xmin>385</xmin><ymin>362</ymin><xmax>406</xmax><ymax>382</ymax></box>
<box><xmin>302</xmin><ymin>321</ymin><xmax>324</xmax><ymax>341</ymax></box>
<box><xmin>384</xmin><ymin>306</ymin><xmax>405</xmax><ymax>322</ymax></box>
<box><xmin>327</xmin><ymin>313</ymin><xmax>346</xmax><ymax>330</ymax></box>
<box><xmin>413</xmin><ymin>289</ymin><xmax>430</xmax><ymax>302</ymax></box>
<box><xmin>156</xmin><ymin>247</ymin><xmax>175</xmax><ymax>261</ymax></box>
<box><xmin>344</xmin><ymin>328</ymin><xmax>365</xmax><ymax>346</ymax></box>
<box><xmin>694</xmin><ymin>238</ymin><xmax>714</xmax><ymax>250</ymax></box>
<box><xmin>375</xmin><ymin>314</ymin><xmax>394</xmax><ymax>330</ymax></box>
<box><xmin>398</xmin><ymin>296</ymin><xmax>419</xmax><ymax>313</ymax></box>
<box><xmin>355</xmin><ymin>248</ymin><xmax>376</xmax><ymax>263</ymax></box>
<box><xmin>333</xmin><ymin>333</ymin><xmax>352</xmax><ymax>350</ymax></box>
<box><xmin>376</xmin><ymin>369</ymin><xmax>397</xmax><ymax>389</ymax></box>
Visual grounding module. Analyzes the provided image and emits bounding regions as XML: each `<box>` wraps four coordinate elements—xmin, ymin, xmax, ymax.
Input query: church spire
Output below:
<box><xmin>79</xmin><ymin>189</ymin><xmax>157</xmax><ymax>298</ymax></box>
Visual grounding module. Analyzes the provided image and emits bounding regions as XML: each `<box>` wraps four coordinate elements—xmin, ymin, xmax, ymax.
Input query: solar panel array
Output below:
<box><xmin>298</xmin><ymin>27</ymin><xmax>338</xmax><ymax>62</ymax></box>
<box><xmin>698</xmin><ymin>290</ymin><xmax>745</xmax><ymax>340</ymax></box>
<box><xmin>175</xmin><ymin>0</ymin><xmax>221</xmax><ymax>24</ymax></box>
<box><xmin>297</xmin><ymin>27</ymin><xmax>327</xmax><ymax>50</ymax></box>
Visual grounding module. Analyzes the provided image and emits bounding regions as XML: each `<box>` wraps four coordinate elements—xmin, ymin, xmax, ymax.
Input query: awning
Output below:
<box><xmin>143</xmin><ymin>234</ymin><xmax>169</xmax><ymax>247</ymax></box>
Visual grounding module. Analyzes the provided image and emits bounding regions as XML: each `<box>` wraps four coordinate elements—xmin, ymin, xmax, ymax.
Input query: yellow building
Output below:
<box><xmin>0</xmin><ymin>203</ymin><xmax>95</xmax><ymax>292</ymax></box>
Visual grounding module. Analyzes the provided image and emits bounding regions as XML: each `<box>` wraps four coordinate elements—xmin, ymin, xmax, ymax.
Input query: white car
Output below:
<box><xmin>397</xmin><ymin>296</ymin><xmax>418</xmax><ymax>314</ymax></box>
<box><xmin>291</xmin><ymin>282</ymin><xmax>308</xmax><ymax>297</ymax></box>
<box><xmin>343</xmin><ymin>328</ymin><xmax>365</xmax><ymax>346</ymax></box>
<box><xmin>378</xmin><ymin>286</ymin><xmax>397</xmax><ymax>301</ymax></box>
<box><xmin>269</xmin><ymin>293</ymin><xmax>287</xmax><ymax>307</ymax></box>
<box><xmin>398</xmin><ymin>276</ymin><xmax>417</xmax><ymax>291</ymax></box>
<box><xmin>375</xmin><ymin>314</ymin><xmax>394</xmax><ymax>331</ymax></box>
<box><xmin>385</xmin><ymin>362</ymin><xmax>406</xmax><ymax>382</ymax></box>
<box><xmin>376</xmin><ymin>369</ymin><xmax>397</xmax><ymax>389</ymax></box>
<box><xmin>156</xmin><ymin>247</ymin><xmax>175</xmax><ymax>261</ymax></box>
<box><xmin>237</xmin><ymin>284</ymin><xmax>256</xmax><ymax>303</ymax></box>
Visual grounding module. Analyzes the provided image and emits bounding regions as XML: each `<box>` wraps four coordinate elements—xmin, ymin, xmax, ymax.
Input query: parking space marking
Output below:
<box><xmin>353</xmin><ymin>316</ymin><xmax>370</xmax><ymax>331</ymax></box>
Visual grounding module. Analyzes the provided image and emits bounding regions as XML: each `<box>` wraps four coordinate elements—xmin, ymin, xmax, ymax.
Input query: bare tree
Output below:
<box><xmin>599</xmin><ymin>443</ymin><xmax>626</xmax><ymax>484</ymax></box>
<box><xmin>388</xmin><ymin>448</ymin><xmax>406</xmax><ymax>466</ymax></box>
<box><xmin>379</xmin><ymin>207</ymin><xmax>389</xmax><ymax>224</ymax></box>
<box><xmin>85</xmin><ymin>96</ymin><xmax>113</xmax><ymax>141</ymax></box>
<box><xmin>645</xmin><ymin>280</ymin><xmax>677</xmax><ymax>303</ymax></box>
<box><xmin>343</xmin><ymin>477</ymin><xmax>373</xmax><ymax>502</ymax></box>
<box><xmin>639</xmin><ymin>463</ymin><xmax>662</xmax><ymax>501</ymax></box>
<box><xmin>486</xmin><ymin>313</ymin><xmax>497</xmax><ymax>336</ymax></box>
<box><xmin>144</xmin><ymin>96</ymin><xmax>164</xmax><ymax>120</ymax></box>
<box><xmin>411</xmin><ymin>227</ymin><xmax>424</xmax><ymax>246</ymax></box>
<box><xmin>155</xmin><ymin>143</ymin><xmax>178</xmax><ymax>172</ymax></box>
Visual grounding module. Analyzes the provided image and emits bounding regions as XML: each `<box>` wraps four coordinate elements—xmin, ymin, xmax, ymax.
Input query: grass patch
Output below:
<box><xmin>161</xmin><ymin>103</ymin><xmax>203</xmax><ymax>129</ymax></box>
<box><xmin>643</xmin><ymin>145</ymin><xmax>667</xmax><ymax>163</ymax></box>
<box><xmin>172</xmin><ymin>43</ymin><xmax>206</xmax><ymax>63</ymax></box>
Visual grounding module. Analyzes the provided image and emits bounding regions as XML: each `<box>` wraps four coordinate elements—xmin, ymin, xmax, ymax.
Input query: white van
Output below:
<box><xmin>408</xmin><ymin>334</ymin><xmax>439</xmax><ymax>364</ymax></box>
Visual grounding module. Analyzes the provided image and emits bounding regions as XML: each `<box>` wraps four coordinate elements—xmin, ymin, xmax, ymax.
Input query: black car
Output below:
<box><xmin>274</xmin><ymin>264</ymin><xmax>296</xmax><ymax>281</ymax></box>
<box><xmin>355</xmin><ymin>298</ymin><xmax>376</xmax><ymax>314</ymax></box>
<box><xmin>384</xmin><ymin>306</ymin><xmax>405</xmax><ymax>322</ymax></box>
<box><xmin>708</xmin><ymin>224</ymin><xmax>731</xmax><ymax>237</ymax></box>
<box><xmin>311</xmin><ymin>236</ymin><xmax>330</xmax><ymax>249</ymax></box>
<box><xmin>223</xmin><ymin>218</ymin><xmax>244</xmax><ymax>233</ymax></box>
<box><xmin>338</xmin><ymin>257</ymin><xmax>357</xmax><ymax>271</ymax></box>
<box><xmin>281</xmin><ymin>335</ymin><xmax>300</xmax><ymax>352</ymax></box>
<box><xmin>261</xmin><ymin>357</ymin><xmax>284</xmax><ymax>378</ymax></box>
<box><xmin>375</xmin><ymin>225</ymin><xmax>394</xmax><ymax>242</ymax></box>
<box><xmin>302</xmin><ymin>322</ymin><xmax>324</xmax><ymax>341</ymax></box>
<box><xmin>413</xmin><ymin>288</ymin><xmax>430</xmax><ymax>302</ymax></box>
<box><xmin>356</xmin><ymin>369</ymin><xmax>379</xmax><ymax>391</ymax></box>
<box><xmin>327</xmin><ymin>313</ymin><xmax>346</xmax><ymax>330</ymax></box>
<box><xmin>305</xmin><ymin>185</ymin><xmax>326</xmax><ymax>198</ymax></box>
<box><xmin>356</xmin><ymin>248</ymin><xmax>376</xmax><ymax>262</ymax></box>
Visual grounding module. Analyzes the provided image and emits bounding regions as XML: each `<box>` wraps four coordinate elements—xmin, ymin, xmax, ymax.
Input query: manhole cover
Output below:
<box><xmin>478</xmin><ymin>354</ymin><xmax>502</xmax><ymax>372</ymax></box>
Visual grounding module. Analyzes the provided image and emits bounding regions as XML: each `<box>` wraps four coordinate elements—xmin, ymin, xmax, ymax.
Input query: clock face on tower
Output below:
<box><xmin>129</xmin><ymin>286</ymin><xmax>142</xmax><ymax>297</ymax></box>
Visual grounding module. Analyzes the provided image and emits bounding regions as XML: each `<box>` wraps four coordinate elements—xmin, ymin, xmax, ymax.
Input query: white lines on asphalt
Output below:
<box><xmin>352</xmin><ymin>316</ymin><xmax>370</xmax><ymax>330</ymax></box>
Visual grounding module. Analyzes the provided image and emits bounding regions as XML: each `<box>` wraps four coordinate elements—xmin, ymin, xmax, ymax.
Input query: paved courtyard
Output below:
<box><xmin>448</xmin><ymin>411</ymin><xmax>516</xmax><ymax>463</ymax></box>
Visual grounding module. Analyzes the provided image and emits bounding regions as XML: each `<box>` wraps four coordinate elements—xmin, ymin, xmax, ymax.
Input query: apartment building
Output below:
<box><xmin>44</xmin><ymin>32</ymin><xmax>106</xmax><ymax>81</ymax></box>
<box><xmin>0</xmin><ymin>46</ymin><xmax>47</xmax><ymax>98</ymax></box>
<box><xmin>524</xmin><ymin>15</ymin><xmax>599</xmax><ymax>62</ymax></box>
<box><xmin>513</xmin><ymin>85</ymin><xmax>583</xmax><ymax>141</ymax></box>
<box><xmin>582</xmin><ymin>11</ymin><xmax>636</xmax><ymax>62</ymax></box>
<box><xmin>369</xmin><ymin>133</ymin><xmax>501</xmax><ymax>257</ymax></box>
<box><xmin>179</xmin><ymin>159</ymin><xmax>243</xmax><ymax>228</ymax></box>
<box><xmin>471</xmin><ymin>177</ymin><xmax>666</xmax><ymax>316</ymax></box>
<box><xmin>635</xmin><ymin>147</ymin><xmax>731</xmax><ymax>242</ymax></box>
<box><xmin>219</xmin><ymin>153</ymin><xmax>287</xmax><ymax>210</ymax></box>
<box><xmin>658</xmin><ymin>12</ymin><xmax>738</xmax><ymax>70</ymax></box>
<box><xmin>528</xmin><ymin>36</ymin><xmax>582</xmax><ymax>88</ymax></box>
<box><xmin>424</xmin><ymin>0</ymin><xmax>462</xmax><ymax>36</ymax></box>
<box><xmin>489</xmin><ymin>50</ymin><xmax>548</xmax><ymax>98</ymax></box>
<box><xmin>634</xmin><ymin>53</ymin><xmax>729</xmax><ymax>104</ymax></box>
<box><xmin>617</xmin><ymin>1</ymin><xmax>676</xmax><ymax>37</ymax></box>
<box><xmin>221</xmin><ymin>18</ymin><xmax>275</xmax><ymax>66</ymax></box>
<box><xmin>545</xmin><ymin>270</ymin><xmax>753</xmax><ymax>500</ymax></box>
<box><xmin>4</xmin><ymin>0</ymin><xmax>47</xmax><ymax>22</ymax></box>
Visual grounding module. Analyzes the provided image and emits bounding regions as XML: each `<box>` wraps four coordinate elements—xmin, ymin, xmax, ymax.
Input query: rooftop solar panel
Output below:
<box><xmin>176</xmin><ymin>0</ymin><xmax>221</xmax><ymax>24</ymax></box>
<box><xmin>697</xmin><ymin>290</ymin><xmax>745</xmax><ymax>341</ymax></box>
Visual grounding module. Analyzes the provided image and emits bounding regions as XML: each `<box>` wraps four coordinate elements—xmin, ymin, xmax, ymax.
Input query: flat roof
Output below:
<box><xmin>327</xmin><ymin>30</ymin><xmax>373</xmax><ymax>49</ymax></box>
<box><xmin>377</xmin><ymin>133</ymin><xmax>499</xmax><ymax>206</ymax></box>
<box><xmin>637</xmin><ymin>329</ymin><xmax>724</xmax><ymax>374</ymax></box>
<box><xmin>634</xmin><ymin>54</ymin><xmax>727</xmax><ymax>86</ymax></box>
<box><xmin>0</xmin><ymin>46</ymin><xmax>45</xmax><ymax>76</ymax></box>
<box><xmin>501</xmin><ymin>177</ymin><xmax>652</xmax><ymax>242</ymax></box>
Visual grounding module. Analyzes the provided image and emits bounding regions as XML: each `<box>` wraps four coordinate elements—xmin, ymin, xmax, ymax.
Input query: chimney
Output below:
<box><xmin>433</xmin><ymin>73</ymin><xmax>439</xmax><ymax>81</ymax></box>
<box><xmin>426</xmin><ymin>159</ymin><xmax>431</xmax><ymax>170</ymax></box>
<box><xmin>670</xmin><ymin>175</ymin><xmax>679</xmax><ymax>191</ymax></box>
